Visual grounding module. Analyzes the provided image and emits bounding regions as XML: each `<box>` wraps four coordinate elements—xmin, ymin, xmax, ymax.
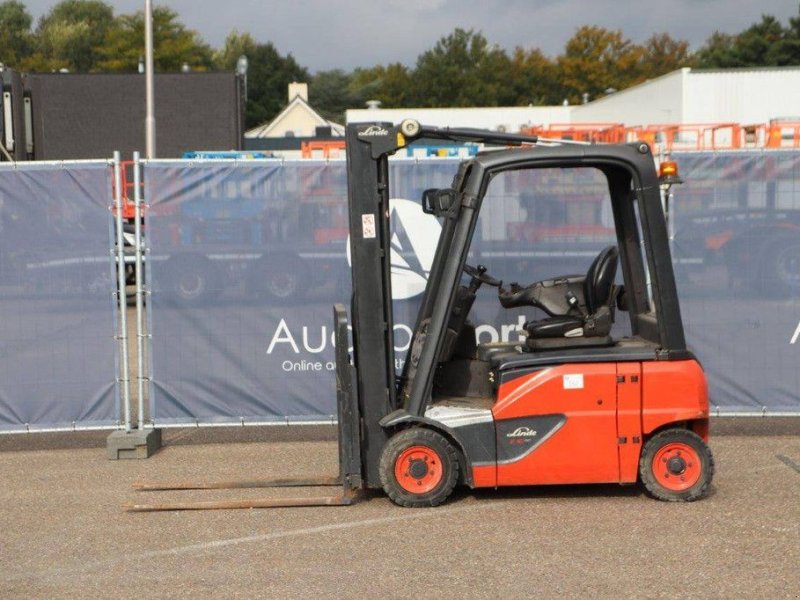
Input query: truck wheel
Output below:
<box><xmin>265</xmin><ymin>267</ymin><xmax>303</xmax><ymax>301</ymax></box>
<box><xmin>379</xmin><ymin>428</ymin><xmax>459</xmax><ymax>508</ymax></box>
<box><xmin>249</xmin><ymin>257</ymin><xmax>308</xmax><ymax>304</ymax></box>
<box><xmin>639</xmin><ymin>429</ymin><xmax>714</xmax><ymax>502</ymax></box>
<box><xmin>762</xmin><ymin>238</ymin><xmax>800</xmax><ymax>295</ymax></box>
<box><xmin>164</xmin><ymin>257</ymin><xmax>221</xmax><ymax>305</ymax></box>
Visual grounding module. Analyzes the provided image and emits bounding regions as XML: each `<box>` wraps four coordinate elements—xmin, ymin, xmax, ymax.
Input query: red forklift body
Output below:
<box><xmin>466</xmin><ymin>359</ymin><xmax>708</xmax><ymax>489</ymax></box>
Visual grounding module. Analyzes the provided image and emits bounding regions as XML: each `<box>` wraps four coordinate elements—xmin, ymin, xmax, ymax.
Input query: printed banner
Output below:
<box><xmin>144</xmin><ymin>154</ymin><xmax>800</xmax><ymax>424</ymax></box>
<box><xmin>0</xmin><ymin>162</ymin><xmax>118</xmax><ymax>431</ymax></box>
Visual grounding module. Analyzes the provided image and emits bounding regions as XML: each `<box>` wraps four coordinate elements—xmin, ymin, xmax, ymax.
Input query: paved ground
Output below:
<box><xmin>0</xmin><ymin>419</ymin><xmax>798</xmax><ymax>599</ymax></box>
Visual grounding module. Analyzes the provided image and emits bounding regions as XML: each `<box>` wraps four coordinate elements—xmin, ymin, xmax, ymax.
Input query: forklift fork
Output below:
<box><xmin>123</xmin><ymin>305</ymin><xmax>362</xmax><ymax>512</ymax></box>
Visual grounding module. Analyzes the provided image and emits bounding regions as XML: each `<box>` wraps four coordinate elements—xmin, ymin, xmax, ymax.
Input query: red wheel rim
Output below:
<box><xmin>652</xmin><ymin>442</ymin><xmax>702</xmax><ymax>491</ymax></box>
<box><xmin>394</xmin><ymin>445</ymin><xmax>443</xmax><ymax>494</ymax></box>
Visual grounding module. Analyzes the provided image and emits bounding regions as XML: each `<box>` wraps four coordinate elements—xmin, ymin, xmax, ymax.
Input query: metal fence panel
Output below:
<box><xmin>144</xmin><ymin>155</ymin><xmax>800</xmax><ymax>425</ymax></box>
<box><xmin>0</xmin><ymin>162</ymin><xmax>118</xmax><ymax>432</ymax></box>
<box><xmin>672</xmin><ymin>151</ymin><xmax>800</xmax><ymax>414</ymax></box>
<box><xmin>144</xmin><ymin>159</ymin><xmax>461</xmax><ymax>424</ymax></box>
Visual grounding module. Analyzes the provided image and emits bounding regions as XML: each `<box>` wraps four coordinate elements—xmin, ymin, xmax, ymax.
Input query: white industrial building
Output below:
<box><xmin>347</xmin><ymin>67</ymin><xmax>800</xmax><ymax>131</ymax></box>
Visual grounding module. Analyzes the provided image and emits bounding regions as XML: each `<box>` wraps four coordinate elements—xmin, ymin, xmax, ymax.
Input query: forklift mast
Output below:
<box><xmin>344</xmin><ymin>123</ymin><xmax>400</xmax><ymax>486</ymax></box>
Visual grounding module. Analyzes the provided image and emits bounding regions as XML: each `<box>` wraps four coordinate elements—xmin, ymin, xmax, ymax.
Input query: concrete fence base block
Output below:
<box><xmin>107</xmin><ymin>428</ymin><xmax>162</xmax><ymax>460</ymax></box>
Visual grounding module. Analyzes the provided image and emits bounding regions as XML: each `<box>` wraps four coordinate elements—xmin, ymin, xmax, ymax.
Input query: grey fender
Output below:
<box><xmin>379</xmin><ymin>409</ymin><xmax>476</xmax><ymax>487</ymax></box>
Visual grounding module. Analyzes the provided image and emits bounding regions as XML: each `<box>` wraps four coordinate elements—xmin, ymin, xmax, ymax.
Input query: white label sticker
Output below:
<box><xmin>362</xmin><ymin>214</ymin><xmax>376</xmax><ymax>239</ymax></box>
<box><xmin>563</xmin><ymin>374</ymin><xmax>584</xmax><ymax>389</ymax></box>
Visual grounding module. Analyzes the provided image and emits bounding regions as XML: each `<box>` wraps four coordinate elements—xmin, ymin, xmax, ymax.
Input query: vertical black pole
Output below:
<box><xmin>345</xmin><ymin>123</ymin><xmax>398</xmax><ymax>487</ymax></box>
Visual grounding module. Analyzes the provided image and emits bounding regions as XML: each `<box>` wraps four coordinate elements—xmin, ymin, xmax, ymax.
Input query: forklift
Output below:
<box><xmin>127</xmin><ymin>121</ymin><xmax>713</xmax><ymax>511</ymax></box>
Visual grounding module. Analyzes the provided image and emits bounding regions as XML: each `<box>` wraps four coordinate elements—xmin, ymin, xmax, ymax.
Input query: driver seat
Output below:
<box><xmin>524</xmin><ymin>246</ymin><xmax>619</xmax><ymax>351</ymax></box>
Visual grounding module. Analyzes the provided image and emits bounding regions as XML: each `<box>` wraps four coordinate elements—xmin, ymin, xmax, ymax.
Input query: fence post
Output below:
<box><xmin>134</xmin><ymin>152</ymin><xmax>147</xmax><ymax>430</ymax></box>
<box><xmin>114</xmin><ymin>152</ymin><xmax>132</xmax><ymax>432</ymax></box>
<box><xmin>106</xmin><ymin>152</ymin><xmax>162</xmax><ymax>458</ymax></box>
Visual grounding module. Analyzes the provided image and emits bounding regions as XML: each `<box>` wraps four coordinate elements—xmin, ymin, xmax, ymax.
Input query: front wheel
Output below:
<box><xmin>639</xmin><ymin>429</ymin><xmax>714</xmax><ymax>502</ymax></box>
<box><xmin>163</xmin><ymin>257</ymin><xmax>222</xmax><ymax>305</ymax></box>
<box><xmin>379</xmin><ymin>428</ymin><xmax>459</xmax><ymax>508</ymax></box>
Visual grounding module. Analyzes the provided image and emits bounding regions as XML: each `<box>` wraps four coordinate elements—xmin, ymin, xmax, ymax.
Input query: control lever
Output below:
<box><xmin>464</xmin><ymin>263</ymin><xmax>502</xmax><ymax>291</ymax></box>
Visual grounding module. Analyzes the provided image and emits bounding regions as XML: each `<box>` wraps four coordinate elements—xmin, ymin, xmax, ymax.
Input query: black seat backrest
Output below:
<box><xmin>584</xmin><ymin>246</ymin><xmax>619</xmax><ymax>314</ymax></box>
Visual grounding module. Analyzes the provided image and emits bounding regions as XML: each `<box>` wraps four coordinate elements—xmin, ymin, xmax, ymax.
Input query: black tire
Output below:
<box><xmin>639</xmin><ymin>429</ymin><xmax>714</xmax><ymax>502</ymax></box>
<box><xmin>761</xmin><ymin>238</ymin><xmax>800</xmax><ymax>296</ymax></box>
<box><xmin>164</xmin><ymin>257</ymin><xmax>222</xmax><ymax>305</ymax></box>
<box><xmin>379</xmin><ymin>428</ymin><xmax>459</xmax><ymax>508</ymax></box>
<box><xmin>249</xmin><ymin>256</ymin><xmax>308</xmax><ymax>304</ymax></box>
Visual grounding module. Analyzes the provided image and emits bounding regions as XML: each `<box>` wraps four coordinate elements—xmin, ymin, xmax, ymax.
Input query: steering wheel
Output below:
<box><xmin>464</xmin><ymin>264</ymin><xmax>502</xmax><ymax>288</ymax></box>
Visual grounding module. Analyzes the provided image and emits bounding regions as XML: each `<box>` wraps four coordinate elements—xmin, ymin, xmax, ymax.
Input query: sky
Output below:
<box><xmin>20</xmin><ymin>0</ymin><xmax>800</xmax><ymax>72</ymax></box>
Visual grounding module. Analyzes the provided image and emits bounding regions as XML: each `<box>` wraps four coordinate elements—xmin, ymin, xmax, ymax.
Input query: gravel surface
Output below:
<box><xmin>0</xmin><ymin>419</ymin><xmax>798</xmax><ymax>598</ymax></box>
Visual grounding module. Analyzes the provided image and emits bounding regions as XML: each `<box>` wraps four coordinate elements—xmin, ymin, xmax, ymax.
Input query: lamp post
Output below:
<box><xmin>236</xmin><ymin>54</ymin><xmax>248</xmax><ymax>96</ymax></box>
<box><xmin>144</xmin><ymin>0</ymin><xmax>156</xmax><ymax>158</ymax></box>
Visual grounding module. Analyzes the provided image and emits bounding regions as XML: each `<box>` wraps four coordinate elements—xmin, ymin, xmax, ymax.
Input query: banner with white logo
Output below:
<box><xmin>143</xmin><ymin>154</ymin><xmax>800</xmax><ymax>425</ymax></box>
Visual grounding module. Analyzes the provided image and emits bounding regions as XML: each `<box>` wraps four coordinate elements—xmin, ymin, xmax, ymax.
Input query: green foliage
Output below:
<box><xmin>642</xmin><ymin>33</ymin><xmax>695</xmax><ymax>77</ymax></box>
<box><xmin>558</xmin><ymin>26</ymin><xmax>647</xmax><ymax>104</ymax></box>
<box><xmin>309</xmin><ymin>63</ymin><xmax>414</xmax><ymax>122</ymax></box>
<box><xmin>694</xmin><ymin>32</ymin><xmax>737</xmax><ymax>67</ymax></box>
<box><xmin>2</xmin><ymin>1</ymin><xmax>799</xmax><ymax>127</ymax></box>
<box><xmin>309</xmin><ymin>70</ymin><xmax>355</xmax><ymax>123</ymax></box>
<box><xmin>0</xmin><ymin>1</ymin><xmax>34</xmax><ymax>66</ymax></box>
<box><xmin>506</xmin><ymin>47</ymin><xmax>563</xmax><ymax>105</ymax></box>
<box><xmin>696</xmin><ymin>9</ymin><xmax>800</xmax><ymax>67</ymax></box>
<box><xmin>350</xmin><ymin>63</ymin><xmax>413</xmax><ymax>108</ymax></box>
<box><xmin>28</xmin><ymin>0</ymin><xmax>114</xmax><ymax>72</ymax></box>
<box><xmin>95</xmin><ymin>6</ymin><xmax>212</xmax><ymax>72</ymax></box>
<box><xmin>411</xmin><ymin>28</ymin><xmax>512</xmax><ymax>106</ymax></box>
<box><xmin>214</xmin><ymin>30</ymin><xmax>309</xmax><ymax>129</ymax></box>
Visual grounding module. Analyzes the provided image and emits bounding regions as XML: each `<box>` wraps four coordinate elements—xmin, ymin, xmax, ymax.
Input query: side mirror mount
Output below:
<box><xmin>422</xmin><ymin>188</ymin><xmax>457</xmax><ymax>216</ymax></box>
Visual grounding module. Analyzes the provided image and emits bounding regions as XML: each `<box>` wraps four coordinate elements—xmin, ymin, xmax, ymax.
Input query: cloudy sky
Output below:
<box><xmin>20</xmin><ymin>0</ymin><xmax>800</xmax><ymax>72</ymax></box>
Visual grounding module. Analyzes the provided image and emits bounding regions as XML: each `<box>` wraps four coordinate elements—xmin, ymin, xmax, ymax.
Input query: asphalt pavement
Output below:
<box><xmin>0</xmin><ymin>419</ymin><xmax>798</xmax><ymax>599</ymax></box>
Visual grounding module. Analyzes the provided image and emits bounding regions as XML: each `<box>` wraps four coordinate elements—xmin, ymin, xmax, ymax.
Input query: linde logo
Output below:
<box><xmin>359</xmin><ymin>125</ymin><xmax>390</xmax><ymax>137</ymax></box>
<box><xmin>346</xmin><ymin>198</ymin><xmax>442</xmax><ymax>300</ymax></box>
<box><xmin>506</xmin><ymin>427</ymin><xmax>538</xmax><ymax>438</ymax></box>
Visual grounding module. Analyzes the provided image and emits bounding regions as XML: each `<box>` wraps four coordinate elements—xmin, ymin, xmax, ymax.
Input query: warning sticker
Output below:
<box><xmin>563</xmin><ymin>374</ymin><xmax>584</xmax><ymax>389</ymax></box>
<box><xmin>362</xmin><ymin>214</ymin><xmax>376</xmax><ymax>239</ymax></box>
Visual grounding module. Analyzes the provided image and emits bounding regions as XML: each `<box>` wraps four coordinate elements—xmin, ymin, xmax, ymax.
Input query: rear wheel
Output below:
<box><xmin>639</xmin><ymin>429</ymin><xmax>714</xmax><ymax>502</ymax></box>
<box><xmin>762</xmin><ymin>238</ymin><xmax>800</xmax><ymax>295</ymax></box>
<box><xmin>379</xmin><ymin>428</ymin><xmax>459</xmax><ymax>508</ymax></box>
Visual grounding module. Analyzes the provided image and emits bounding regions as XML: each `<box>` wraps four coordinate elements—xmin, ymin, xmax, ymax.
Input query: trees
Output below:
<box><xmin>302</xmin><ymin>26</ymin><xmax>695</xmax><ymax>113</ymax></box>
<box><xmin>214</xmin><ymin>31</ymin><xmax>309</xmax><ymax>129</ymax></box>
<box><xmin>349</xmin><ymin>63</ymin><xmax>413</xmax><ymax>110</ymax></box>
<box><xmin>95</xmin><ymin>6</ymin><xmax>212</xmax><ymax>72</ymax></box>
<box><xmin>27</xmin><ymin>0</ymin><xmax>114</xmax><ymax>72</ymax></box>
<box><xmin>696</xmin><ymin>10</ymin><xmax>800</xmax><ymax>68</ymax></box>
<box><xmin>309</xmin><ymin>69</ymin><xmax>357</xmax><ymax>123</ymax></box>
<box><xmin>2</xmin><ymin>1</ymin><xmax>798</xmax><ymax>124</ymax></box>
<box><xmin>641</xmin><ymin>33</ymin><xmax>694</xmax><ymax>78</ymax></box>
<box><xmin>411</xmin><ymin>28</ymin><xmax>512</xmax><ymax>107</ymax></box>
<box><xmin>557</xmin><ymin>26</ymin><xmax>647</xmax><ymax>104</ymax></box>
<box><xmin>772</xmin><ymin>8</ymin><xmax>800</xmax><ymax>64</ymax></box>
<box><xmin>506</xmin><ymin>47</ymin><xmax>563</xmax><ymax>106</ymax></box>
<box><xmin>8</xmin><ymin>2</ymin><xmax>212</xmax><ymax>73</ymax></box>
<box><xmin>0</xmin><ymin>1</ymin><xmax>34</xmax><ymax>67</ymax></box>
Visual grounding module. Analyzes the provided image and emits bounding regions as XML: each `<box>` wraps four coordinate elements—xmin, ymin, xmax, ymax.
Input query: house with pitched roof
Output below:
<box><xmin>245</xmin><ymin>83</ymin><xmax>344</xmax><ymax>157</ymax></box>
